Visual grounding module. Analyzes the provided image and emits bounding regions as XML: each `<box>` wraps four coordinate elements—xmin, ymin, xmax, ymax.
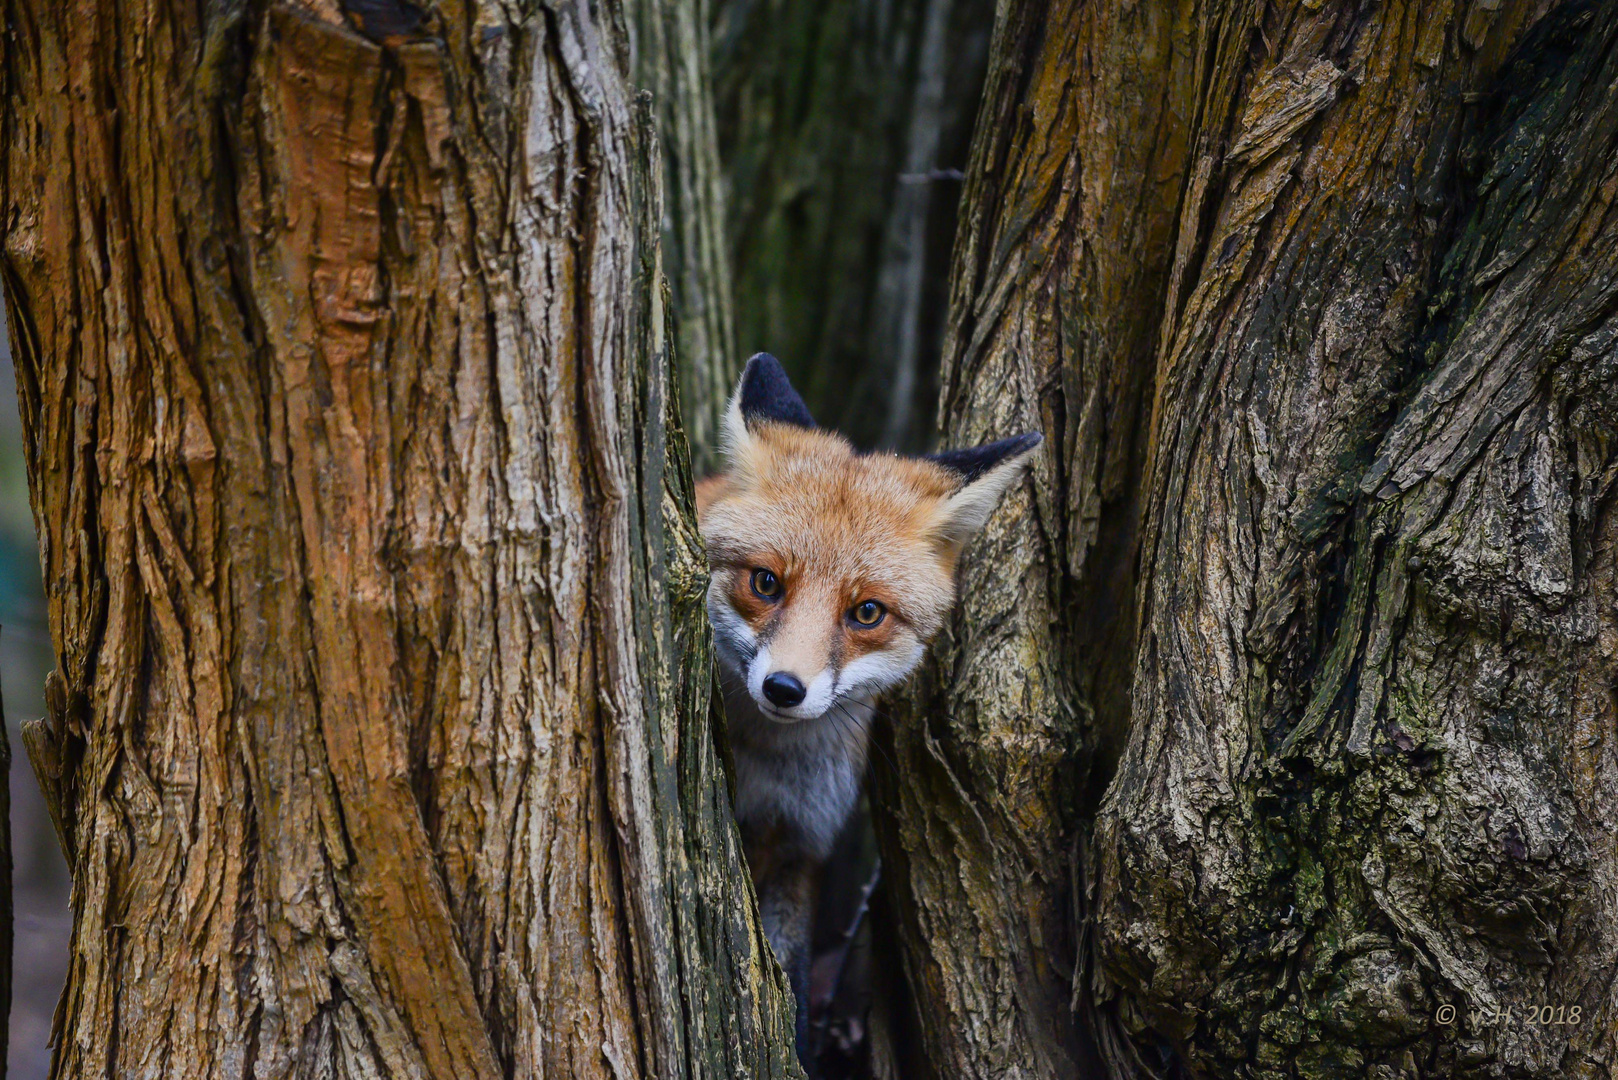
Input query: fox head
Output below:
<box><xmin>695</xmin><ymin>353</ymin><xmax>1041</xmax><ymax>723</ymax></box>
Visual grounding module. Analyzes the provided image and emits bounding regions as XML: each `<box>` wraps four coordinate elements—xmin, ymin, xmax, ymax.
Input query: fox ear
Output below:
<box><xmin>721</xmin><ymin>353</ymin><xmax>816</xmax><ymax>473</ymax></box>
<box><xmin>927</xmin><ymin>432</ymin><xmax>1043</xmax><ymax>549</ymax></box>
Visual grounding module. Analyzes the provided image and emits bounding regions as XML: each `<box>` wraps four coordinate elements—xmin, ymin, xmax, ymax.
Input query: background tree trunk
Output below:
<box><xmin>0</xmin><ymin>2</ymin><xmax>798</xmax><ymax>1077</ymax></box>
<box><xmin>0</xmin><ymin>647</ymin><xmax>11</xmax><ymax>1078</ymax></box>
<box><xmin>879</xmin><ymin>0</ymin><xmax>1618</xmax><ymax>1077</ymax></box>
<box><xmin>711</xmin><ymin>0</ymin><xmax>994</xmax><ymax>450</ymax></box>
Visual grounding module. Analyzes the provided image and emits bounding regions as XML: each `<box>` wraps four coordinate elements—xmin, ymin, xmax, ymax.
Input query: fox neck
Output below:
<box><xmin>721</xmin><ymin>680</ymin><xmax>874</xmax><ymax>864</ymax></box>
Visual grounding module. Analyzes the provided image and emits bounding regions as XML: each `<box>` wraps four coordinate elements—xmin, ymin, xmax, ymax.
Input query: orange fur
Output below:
<box><xmin>697</xmin><ymin>422</ymin><xmax>972</xmax><ymax>674</ymax></box>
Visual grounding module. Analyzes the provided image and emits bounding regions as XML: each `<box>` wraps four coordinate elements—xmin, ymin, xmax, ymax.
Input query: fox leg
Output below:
<box><xmin>751</xmin><ymin>848</ymin><xmax>819</xmax><ymax>1067</ymax></box>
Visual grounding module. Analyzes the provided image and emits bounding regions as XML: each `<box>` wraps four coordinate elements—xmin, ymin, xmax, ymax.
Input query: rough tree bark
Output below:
<box><xmin>1</xmin><ymin>2</ymin><xmax>798</xmax><ymax>1077</ymax></box>
<box><xmin>878</xmin><ymin>0</ymin><xmax>1618</xmax><ymax>1077</ymax></box>
<box><xmin>711</xmin><ymin>0</ymin><xmax>993</xmax><ymax>450</ymax></box>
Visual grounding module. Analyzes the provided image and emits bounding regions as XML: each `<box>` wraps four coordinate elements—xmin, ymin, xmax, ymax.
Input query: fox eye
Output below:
<box><xmin>750</xmin><ymin>569</ymin><xmax>783</xmax><ymax>600</ymax></box>
<box><xmin>851</xmin><ymin>600</ymin><xmax>886</xmax><ymax>627</ymax></box>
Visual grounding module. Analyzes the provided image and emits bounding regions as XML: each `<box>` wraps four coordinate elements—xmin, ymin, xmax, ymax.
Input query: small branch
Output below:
<box><xmin>895</xmin><ymin>168</ymin><xmax>965</xmax><ymax>184</ymax></box>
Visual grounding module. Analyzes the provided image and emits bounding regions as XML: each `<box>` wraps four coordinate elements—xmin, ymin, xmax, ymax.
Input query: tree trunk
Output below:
<box><xmin>879</xmin><ymin>0</ymin><xmax>1618</xmax><ymax>1077</ymax></box>
<box><xmin>711</xmin><ymin>0</ymin><xmax>993</xmax><ymax>450</ymax></box>
<box><xmin>0</xmin><ymin>3</ymin><xmax>797</xmax><ymax>1077</ymax></box>
<box><xmin>631</xmin><ymin>0</ymin><xmax>739</xmax><ymax>473</ymax></box>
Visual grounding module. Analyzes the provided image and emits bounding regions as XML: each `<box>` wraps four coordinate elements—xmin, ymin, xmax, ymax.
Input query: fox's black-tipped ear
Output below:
<box><xmin>735</xmin><ymin>353</ymin><xmax>815</xmax><ymax>430</ymax></box>
<box><xmin>719</xmin><ymin>353</ymin><xmax>815</xmax><ymax>478</ymax></box>
<box><xmin>927</xmin><ymin>431</ymin><xmax>1043</xmax><ymax>550</ymax></box>
<box><xmin>925</xmin><ymin>432</ymin><xmax>1043</xmax><ymax>482</ymax></box>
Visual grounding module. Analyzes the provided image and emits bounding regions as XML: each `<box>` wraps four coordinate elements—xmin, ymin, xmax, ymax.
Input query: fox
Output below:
<box><xmin>694</xmin><ymin>353</ymin><xmax>1041</xmax><ymax>1065</ymax></box>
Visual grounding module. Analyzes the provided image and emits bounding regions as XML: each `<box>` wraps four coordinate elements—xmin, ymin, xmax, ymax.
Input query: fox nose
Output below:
<box><xmin>762</xmin><ymin>672</ymin><xmax>807</xmax><ymax>708</ymax></box>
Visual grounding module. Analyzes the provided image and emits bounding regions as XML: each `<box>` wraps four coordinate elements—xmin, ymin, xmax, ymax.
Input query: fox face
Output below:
<box><xmin>696</xmin><ymin>354</ymin><xmax>1040</xmax><ymax>724</ymax></box>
